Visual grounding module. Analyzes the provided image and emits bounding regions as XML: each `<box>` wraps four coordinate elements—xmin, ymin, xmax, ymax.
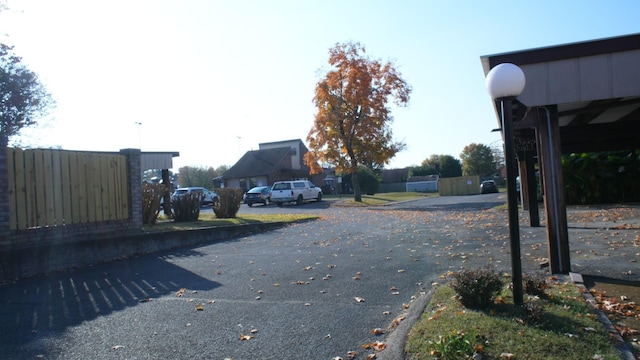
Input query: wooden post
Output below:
<box><xmin>536</xmin><ymin>106</ymin><xmax>571</xmax><ymax>274</ymax></box>
<box><xmin>524</xmin><ymin>149</ymin><xmax>540</xmax><ymax>227</ymax></box>
<box><xmin>515</xmin><ymin>129</ymin><xmax>540</xmax><ymax>227</ymax></box>
<box><xmin>0</xmin><ymin>136</ymin><xmax>8</xmax><ymax>243</ymax></box>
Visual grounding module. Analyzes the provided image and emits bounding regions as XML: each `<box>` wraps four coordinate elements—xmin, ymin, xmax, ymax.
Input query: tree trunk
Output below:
<box><xmin>352</xmin><ymin>172</ymin><xmax>362</xmax><ymax>202</ymax></box>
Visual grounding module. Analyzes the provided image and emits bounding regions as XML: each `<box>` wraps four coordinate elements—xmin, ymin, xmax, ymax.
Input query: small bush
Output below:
<box><xmin>173</xmin><ymin>193</ymin><xmax>203</xmax><ymax>222</ymax></box>
<box><xmin>428</xmin><ymin>330</ymin><xmax>477</xmax><ymax>360</ymax></box>
<box><xmin>523</xmin><ymin>299</ymin><xmax>545</xmax><ymax>324</ymax></box>
<box><xmin>450</xmin><ymin>267</ymin><xmax>504</xmax><ymax>308</ymax></box>
<box><xmin>213</xmin><ymin>188</ymin><xmax>244</xmax><ymax>219</ymax></box>
<box><xmin>523</xmin><ymin>273</ymin><xmax>548</xmax><ymax>296</ymax></box>
<box><xmin>141</xmin><ymin>183</ymin><xmax>167</xmax><ymax>225</ymax></box>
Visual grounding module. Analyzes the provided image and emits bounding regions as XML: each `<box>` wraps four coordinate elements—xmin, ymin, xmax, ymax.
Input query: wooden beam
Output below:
<box><xmin>536</xmin><ymin>106</ymin><xmax>571</xmax><ymax>274</ymax></box>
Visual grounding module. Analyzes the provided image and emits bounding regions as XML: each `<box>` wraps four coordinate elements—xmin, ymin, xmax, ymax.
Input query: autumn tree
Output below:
<box><xmin>305</xmin><ymin>42</ymin><xmax>411</xmax><ymax>202</ymax></box>
<box><xmin>0</xmin><ymin>43</ymin><xmax>54</xmax><ymax>142</ymax></box>
<box><xmin>460</xmin><ymin>143</ymin><xmax>497</xmax><ymax>177</ymax></box>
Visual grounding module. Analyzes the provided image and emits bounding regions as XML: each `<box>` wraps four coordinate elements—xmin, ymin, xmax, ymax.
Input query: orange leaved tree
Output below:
<box><xmin>304</xmin><ymin>42</ymin><xmax>411</xmax><ymax>202</ymax></box>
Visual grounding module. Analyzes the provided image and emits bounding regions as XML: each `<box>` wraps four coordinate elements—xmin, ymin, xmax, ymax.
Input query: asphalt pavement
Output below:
<box><xmin>1</xmin><ymin>194</ymin><xmax>638</xmax><ymax>359</ymax></box>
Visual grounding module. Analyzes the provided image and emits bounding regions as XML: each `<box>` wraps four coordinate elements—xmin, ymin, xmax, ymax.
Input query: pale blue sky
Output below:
<box><xmin>1</xmin><ymin>0</ymin><xmax>639</xmax><ymax>170</ymax></box>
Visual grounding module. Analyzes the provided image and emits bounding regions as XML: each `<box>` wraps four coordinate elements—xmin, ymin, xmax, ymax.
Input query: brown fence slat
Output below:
<box><xmin>7</xmin><ymin>148</ymin><xmax>131</xmax><ymax>229</ymax></box>
<box><xmin>60</xmin><ymin>151</ymin><xmax>72</xmax><ymax>224</ymax></box>
<box><xmin>24</xmin><ymin>150</ymin><xmax>36</xmax><ymax>227</ymax></box>
<box><xmin>99</xmin><ymin>155</ymin><xmax>109</xmax><ymax>221</ymax></box>
<box><xmin>85</xmin><ymin>153</ymin><xmax>96</xmax><ymax>222</ymax></box>
<box><xmin>51</xmin><ymin>150</ymin><xmax>64</xmax><ymax>225</ymax></box>
<box><xmin>41</xmin><ymin>150</ymin><xmax>56</xmax><ymax>225</ymax></box>
<box><xmin>106</xmin><ymin>156</ymin><xmax>117</xmax><ymax>219</ymax></box>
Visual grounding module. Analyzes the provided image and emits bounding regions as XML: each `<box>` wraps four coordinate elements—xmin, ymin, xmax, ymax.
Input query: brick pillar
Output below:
<box><xmin>120</xmin><ymin>148</ymin><xmax>143</xmax><ymax>230</ymax></box>
<box><xmin>0</xmin><ymin>136</ymin><xmax>8</xmax><ymax>242</ymax></box>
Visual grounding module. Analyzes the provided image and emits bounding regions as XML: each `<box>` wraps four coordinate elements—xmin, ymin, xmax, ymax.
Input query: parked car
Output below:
<box><xmin>171</xmin><ymin>187</ymin><xmax>219</xmax><ymax>206</ymax></box>
<box><xmin>480</xmin><ymin>180</ymin><xmax>499</xmax><ymax>194</ymax></box>
<box><xmin>270</xmin><ymin>180</ymin><xmax>322</xmax><ymax>206</ymax></box>
<box><xmin>243</xmin><ymin>186</ymin><xmax>272</xmax><ymax>207</ymax></box>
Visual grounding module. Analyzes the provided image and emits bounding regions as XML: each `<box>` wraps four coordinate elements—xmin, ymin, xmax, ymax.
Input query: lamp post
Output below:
<box><xmin>135</xmin><ymin>121</ymin><xmax>142</xmax><ymax>149</ymax></box>
<box><xmin>486</xmin><ymin>63</ymin><xmax>526</xmax><ymax>305</ymax></box>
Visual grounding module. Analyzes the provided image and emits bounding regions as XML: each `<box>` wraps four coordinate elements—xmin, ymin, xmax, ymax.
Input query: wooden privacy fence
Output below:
<box><xmin>438</xmin><ymin>176</ymin><xmax>481</xmax><ymax>196</ymax></box>
<box><xmin>6</xmin><ymin>148</ymin><xmax>129</xmax><ymax>230</ymax></box>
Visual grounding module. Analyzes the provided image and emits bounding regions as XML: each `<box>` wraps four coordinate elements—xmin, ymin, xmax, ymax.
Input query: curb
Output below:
<box><xmin>378</xmin><ymin>289</ymin><xmax>435</xmax><ymax>360</ymax></box>
<box><xmin>569</xmin><ymin>272</ymin><xmax>637</xmax><ymax>360</ymax></box>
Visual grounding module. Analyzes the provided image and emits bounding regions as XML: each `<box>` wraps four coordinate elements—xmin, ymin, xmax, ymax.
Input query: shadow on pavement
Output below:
<box><xmin>0</xmin><ymin>248</ymin><xmax>221</xmax><ymax>352</ymax></box>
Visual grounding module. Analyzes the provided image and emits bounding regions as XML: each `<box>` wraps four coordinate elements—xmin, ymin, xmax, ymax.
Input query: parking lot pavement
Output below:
<box><xmin>1</xmin><ymin>194</ymin><xmax>638</xmax><ymax>359</ymax></box>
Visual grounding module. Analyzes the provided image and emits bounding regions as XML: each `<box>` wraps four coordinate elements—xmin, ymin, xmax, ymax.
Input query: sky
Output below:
<box><xmin>1</xmin><ymin>0</ymin><xmax>639</xmax><ymax>171</ymax></box>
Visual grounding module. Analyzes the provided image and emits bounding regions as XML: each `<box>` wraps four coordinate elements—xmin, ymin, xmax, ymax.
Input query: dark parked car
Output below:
<box><xmin>480</xmin><ymin>180</ymin><xmax>498</xmax><ymax>194</ymax></box>
<box><xmin>243</xmin><ymin>186</ymin><xmax>272</xmax><ymax>206</ymax></box>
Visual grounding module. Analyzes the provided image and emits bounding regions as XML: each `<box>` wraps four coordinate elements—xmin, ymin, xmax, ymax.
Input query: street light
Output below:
<box><xmin>134</xmin><ymin>122</ymin><xmax>142</xmax><ymax>149</ymax></box>
<box><xmin>486</xmin><ymin>63</ymin><xmax>526</xmax><ymax>305</ymax></box>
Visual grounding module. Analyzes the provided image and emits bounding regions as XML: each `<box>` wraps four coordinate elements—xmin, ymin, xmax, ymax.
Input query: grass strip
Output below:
<box><xmin>338</xmin><ymin>191</ymin><xmax>437</xmax><ymax>206</ymax></box>
<box><xmin>405</xmin><ymin>278</ymin><xmax>622</xmax><ymax>360</ymax></box>
<box><xmin>144</xmin><ymin>213</ymin><xmax>318</xmax><ymax>232</ymax></box>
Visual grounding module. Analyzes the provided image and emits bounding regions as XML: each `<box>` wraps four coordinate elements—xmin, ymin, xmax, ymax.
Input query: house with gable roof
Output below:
<box><xmin>220</xmin><ymin>139</ymin><xmax>324</xmax><ymax>190</ymax></box>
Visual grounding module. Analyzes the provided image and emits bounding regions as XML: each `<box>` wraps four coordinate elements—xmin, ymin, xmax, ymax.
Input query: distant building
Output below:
<box><xmin>221</xmin><ymin>139</ymin><xmax>323</xmax><ymax>190</ymax></box>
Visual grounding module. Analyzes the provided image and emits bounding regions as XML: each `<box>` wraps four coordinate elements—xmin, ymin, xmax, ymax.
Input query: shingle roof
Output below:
<box><xmin>222</xmin><ymin>147</ymin><xmax>291</xmax><ymax>179</ymax></box>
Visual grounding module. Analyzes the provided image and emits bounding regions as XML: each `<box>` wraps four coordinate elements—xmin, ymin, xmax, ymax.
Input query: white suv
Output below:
<box><xmin>171</xmin><ymin>187</ymin><xmax>219</xmax><ymax>206</ymax></box>
<box><xmin>270</xmin><ymin>180</ymin><xmax>322</xmax><ymax>206</ymax></box>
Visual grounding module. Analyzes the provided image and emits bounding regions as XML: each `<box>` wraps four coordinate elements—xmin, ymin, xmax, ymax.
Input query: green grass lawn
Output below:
<box><xmin>332</xmin><ymin>191</ymin><xmax>437</xmax><ymax>206</ymax></box>
<box><xmin>405</xmin><ymin>278</ymin><xmax>622</xmax><ymax>360</ymax></box>
<box><xmin>144</xmin><ymin>213</ymin><xmax>318</xmax><ymax>232</ymax></box>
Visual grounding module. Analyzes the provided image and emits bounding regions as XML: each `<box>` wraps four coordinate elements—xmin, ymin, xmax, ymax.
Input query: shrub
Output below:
<box><xmin>450</xmin><ymin>267</ymin><xmax>504</xmax><ymax>308</ymax></box>
<box><xmin>523</xmin><ymin>299</ymin><xmax>544</xmax><ymax>324</ymax></box>
<box><xmin>213</xmin><ymin>188</ymin><xmax>244</xmax><ymax>219</ymax></box>
<box><xmin>340</xmin><ymin>166</ymin><xmax>381</xmax><ymax>195</ymax></box>
<box><xmin>523</xmin><ymin>273</ymin><xmax>548</xmax><ymax>296</ymax></box>
<box><xmin>172</xmin><ymin>193</ymin><xmax>203</xmax><ymax>222</ymax></box>
<box><xmin>358</xmin><ymin>167</ymin><xmax>380</xmax><ymax>195</ymax></box>
<box><xmin>141</xmin><ymin>183</ymin><xmax>167</xmax><ymax>225</ymax></box>
<box><xmin>428</xmin><ymin>331</ymin><xmax>477</xmax><ymax>360</ymax></box>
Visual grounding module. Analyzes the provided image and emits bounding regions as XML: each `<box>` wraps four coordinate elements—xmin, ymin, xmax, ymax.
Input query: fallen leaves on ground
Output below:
<box><xmin>590</xmin><ymin>288</ymin><xmax>639</xmax><ymax>340</ymax></box>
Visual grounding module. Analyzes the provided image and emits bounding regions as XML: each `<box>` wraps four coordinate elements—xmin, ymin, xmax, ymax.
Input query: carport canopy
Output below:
<box><xmin>480</xmin><ymin>33</ymin><xmax>640</xmax><ymax>274</ymax></box>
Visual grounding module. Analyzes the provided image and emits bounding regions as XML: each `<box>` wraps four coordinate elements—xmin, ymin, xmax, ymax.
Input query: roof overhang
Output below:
<box><xmin>481</xmin><ymin>33</ymin><xmax>640</xmax><ymax>154</ymax></box>
<box><xmin>141</xmin><ymin>151</ymin><xmax>180</xmax><ymax>170</ymax></box>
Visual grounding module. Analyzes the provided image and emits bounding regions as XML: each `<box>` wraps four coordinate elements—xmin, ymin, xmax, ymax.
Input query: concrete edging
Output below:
<box><xmin>570</xmin><ymin>272</ymin><xmax>636</xmax><ymax>360</ymax></box>
<box><xmin>378</xmin><ymin>289</ymin><xmax>434</xmax><ymax>360</ymax></box>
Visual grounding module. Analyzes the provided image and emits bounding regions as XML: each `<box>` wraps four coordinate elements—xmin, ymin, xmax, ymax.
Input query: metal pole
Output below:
<box><xmin>135</xmin><ymin>122</ymin><xmax>142</xmax><ymax>149</ymax></box>
<box><xmin>501</xmin><ymin>98</ymin><xmax>523</xmax><ymax>305</ymax></box>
